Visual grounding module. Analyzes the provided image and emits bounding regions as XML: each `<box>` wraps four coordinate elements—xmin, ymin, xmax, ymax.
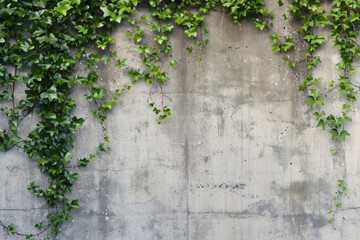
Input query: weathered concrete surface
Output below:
<box><xmin>2</xmin><ymin>1</ymin><xmax>360</xmax><ymax>239</ymax></box>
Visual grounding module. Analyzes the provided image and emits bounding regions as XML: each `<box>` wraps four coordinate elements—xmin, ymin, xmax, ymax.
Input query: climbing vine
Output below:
<box><xmin>0</xmin><ymin>0</ymin><xmax>359</xmax><ymax>238</ymax></box>
<box><xmin>0</xmin><ymin>0</ymin><xmax>271</xmax><ymax>239</ymax></box>
<box><xmin>273</xmin><ymin>0</ymin><xmax>360</xmax><ymax>230</ymax></box>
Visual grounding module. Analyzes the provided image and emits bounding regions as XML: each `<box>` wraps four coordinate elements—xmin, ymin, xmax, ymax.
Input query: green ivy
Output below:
<box><xmin>271</xmin><ymin>0</ymin><xmax>360</xmax><ymax>230</ymax></box>
<box><xmin>2</xmin><ymin>0</ymin><xmax>357</xmax><ymax>237</ymax></box>
<box><xmin>0</xmin><ymin>0</ymin><xmax>270</xmax><ymax>239</ymax></box>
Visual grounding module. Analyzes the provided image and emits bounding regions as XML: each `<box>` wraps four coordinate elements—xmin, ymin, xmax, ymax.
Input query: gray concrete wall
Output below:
<box><xmin>1</xmin><ymin>1</ymin><xmax>360</xmax><ymax>240</ymax></box>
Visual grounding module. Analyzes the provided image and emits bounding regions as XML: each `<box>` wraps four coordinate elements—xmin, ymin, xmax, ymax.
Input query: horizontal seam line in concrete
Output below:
<box><xmin>0</xmin><ymin>208</ymin><xmax>48</xmax><ymax>211</ymax></box>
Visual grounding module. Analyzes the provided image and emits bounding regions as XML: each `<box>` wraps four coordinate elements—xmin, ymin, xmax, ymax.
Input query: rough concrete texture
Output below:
<box><xmin>1</xmin><ymin>1</ymin><xmax>360</xmax><ymax>240</ymax></box>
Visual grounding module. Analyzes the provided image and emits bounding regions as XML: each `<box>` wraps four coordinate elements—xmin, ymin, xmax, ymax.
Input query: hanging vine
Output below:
<box><xmin>1</xmin><ymin>0</ymin><xmax>359</xmax><ymax>238</ymax></box>
<box><xmin>272</xmin><ymin>0</ymin><xmax>360</xmax><ymax>230</ymax></box>
<box><xmin>0</xmin><ymin>0</ymin><xmax>271</xmax><ymax>239</ymax></box>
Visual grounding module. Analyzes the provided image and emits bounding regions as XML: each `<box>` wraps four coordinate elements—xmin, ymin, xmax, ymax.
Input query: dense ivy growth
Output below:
<box><xmin>0</xmin><ymin>0</ymin><xmax>271</xmax><ymax>238</ymax></box>
<box><xmin>1</xmin><ymin>0</ymin><xmax>359</xmax><ymax>238</ymax></box>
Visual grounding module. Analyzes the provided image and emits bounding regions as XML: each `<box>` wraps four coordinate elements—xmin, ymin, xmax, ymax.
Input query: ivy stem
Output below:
<box><xmin>159</xmin><ymin>50</ymin><xmax>167</xmax><ymax>109</ymax></box>
<box><xmin>0</xmin><ymin>220</ymin><xmax>51</xmax><ymax>238</ymax></box>
<box><xmin>11</xmin><ymin>65</ymin><xmax>17</xmax><ymax>121</ymax></box>
<box><xmin>149</xmin><ymin>83</ymin><xmax>155</xmax><ymax>103</ymax></box>
<box><xmin>93</xmin><ymin>99</ymin><xmax>103</xmax><ymax>125</ymax></box>
<box><xmin>106</xmin><ymin>45</ymin><xmax>117</xmax><ymax>64</ymax></box>
<box><xmin>159</xmin><ymin>82</ymin><xmax>164</xmax><ymax>108</ymax></box>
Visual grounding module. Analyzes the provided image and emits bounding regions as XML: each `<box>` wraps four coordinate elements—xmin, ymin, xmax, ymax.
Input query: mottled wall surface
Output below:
<box><xmin>1</xmin><ymin>1</ymin><xmax>360</xmax><ymax>240</ymax></box>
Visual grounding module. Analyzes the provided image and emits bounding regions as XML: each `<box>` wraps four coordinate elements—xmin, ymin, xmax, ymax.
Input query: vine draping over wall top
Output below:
<box><xmin>0</xmin><ymin>0</ymin><xmax>359</xmax><ymax>238</ymax></box>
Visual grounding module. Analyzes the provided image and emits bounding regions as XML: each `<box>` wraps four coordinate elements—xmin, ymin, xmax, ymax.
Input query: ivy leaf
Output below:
<box><xmin>44</xmin><ymin>112</ymin><xmax>56</xmax><ymax>119</ymax></box>
<box><xmin>0</xmin><ymin>91</ymin><xmax>10</xmax><ymax>101</ymax></box>
<box><xmin>7</xmin><ymin>224</ymin><xmax>16</xmax><ymax>236</ymax></box>
<box><xmin>75</xmin><ymin>24</ymin><xmax>88</xmax><ymax>34</ymax></box>
<box><xmin>128</xmin><ymin>68</ymin><xmax>141</xmax><ymax>83</ymax></box>
<box><xmin>100</xmin><ymin>5</ymin><xmax>112</xmax><ymax>17</ymax></box>
<box><xmin>169</xmin><ymin>60</ymin><xmax>177</xmax><ymax>67</ymax></box>
<box><xmin>288</xmin><ymin>61</ymin><xmax>295</xmax><ymax>68</ymax></box>
<box><xmin>128</xmin><ymin>18</ymin><xmax>137</xmax><ymax>25</ymax></box>
<box><xmin>330</xmin><ymin>149</ymin><xmax>338</xmax><ymax>156</ymax></box>
<box><xmin>184</xmin><ymin>28</ymin><xmax>197</xmax><ymax>37</ymax></box>
<box><xmin>66</xmin><ymin>172</ymin><xmax>79</xmax><ymax>184</ymax></box>
<box><xmin>253</xmin><ymin>19</ymin><xmax>266</xmax><ymax>30</ymax></box>
<box><xmin>269</xmin><ymin>33</ymin><xmax>281</xmax><ymax>43</ymax></box>
<box><xmin>33</xmin><ymin>0</ymin><xmax>48</xmax><ymax>8</ymax></box>
<box><xmin>26</xmin><ymin>234</ymin><xmax>34</xmax><ymax>239</ymax></box>
<box><xmin>63</xmin><ymin>152</ymin><xmax>72</xmax><ymax>164</ymax></box>
<box><xmin>115</xmin><ymin>58</ymin><xmax>127</xmax><ymax>68</ymax></box>
<box><xmin>339</xmin><ymin>130</ymin><xmax>350</xmax><ymax>140</ymax></box>
<box><xmin>329</xmin><ymin>129</ymin><xmax>338</xmax><ymax>140</ymax></box>
<box><xmin>102</xmin><ymin>55</ymin><xmax>110</xmax><ymax>63</ymax></box>
<box><xmin>149</xmin><ymin>21</ymin><xmax>161</xmax><ymax>32</ymax></box>
<box><xmin>70</xmin><ymin>199</ymin><xmax>80</xmax><ymax>209</ymax></box>
<box><xmin>78</xmin><ymin>158</ymin><xmax>89</xmax><ymax>167</ymax></box>
<box><xmin>163</xmin><ymin>24</ymin><xmax>174</xmax><ymax>32</ymax></box>
<box><xmin>35</xmin><ymin>221</ymin><xmax>43</xmax><ymax>229</ymax></box>
<box><xmin>54</xmin><ymin>1</ymin><xmax>73</xmax><ymax>16</ymax></box>
<box><xmin>98</xmin><ymin>143</ymin><xmax>105</xmax><ymax>151</ymax></box>
<box><xmin>19</xmin><ymin>40</ymin><xmax>34</xmax><ymax>52</ymax></box>
<box><xmin>342</xmin><ymin>104</ymin><xmax>351</xmax><ymax>111</ymax></box>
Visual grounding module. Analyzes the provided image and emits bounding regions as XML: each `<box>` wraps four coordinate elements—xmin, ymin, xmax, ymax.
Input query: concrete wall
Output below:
<box><xmin>1</xmin><ymin>1</ymin><xmax>360</xmax><ymax>239</ymax></box>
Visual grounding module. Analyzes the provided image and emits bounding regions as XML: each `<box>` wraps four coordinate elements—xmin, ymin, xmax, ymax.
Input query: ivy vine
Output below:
<box><xmin>0</xmin><ymin>0</ymin><xmax>271</xmax><ymax>239</ymax></box>
<box><xmin>274</xmin><ymin>0</ymin><xmax>360</xmax><ymax>230</ymax></box>
<box><xmin>1</xmin><ymin>0</ymin><xmax>359</xmax><ymax>238</ymax></box>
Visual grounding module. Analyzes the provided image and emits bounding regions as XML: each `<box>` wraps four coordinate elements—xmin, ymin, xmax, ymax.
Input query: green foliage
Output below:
<box><xmin>1</xmin><ymin>0</ymin><xmax>357</xmax><ymax>237</ymax></box>
<box><xmin>270</xmin><ymin>34</ymin><xmax>295</xmax><ymax>52</ymax></box>
<box><xmin>273</xmin><ymin>0</ymin><xmax>360</xmax><ymax>230</ymax></box>
<box><xmin>0</xmin><ymin>0</ymin><xmax>272</xmax><ymax>238</ymax></box>
<box><xmin>7</xmin><ymin>223</ymin><xmax>16</xmax><ymax>236</ymax></box>
<box><xmin>269</xmin><ymin>34</ymin><xmax>296</xmax><ymax>68</ymax></box>
<box><xmin>328</xmin><ymin>178</ymin><xmax>349</xmax><ymax>229</ymax></box>
<box><xmin>273</xmin><ymin>0</ymin><xmax>359</xmax><ymax>144</ymax></box>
